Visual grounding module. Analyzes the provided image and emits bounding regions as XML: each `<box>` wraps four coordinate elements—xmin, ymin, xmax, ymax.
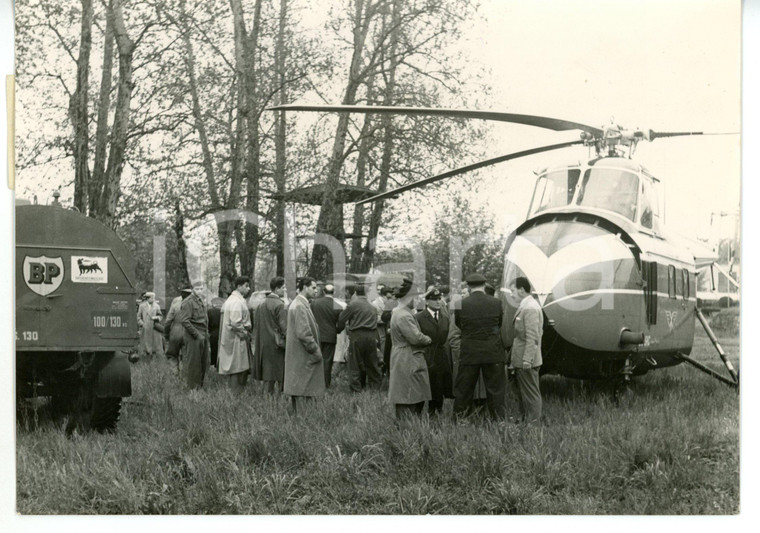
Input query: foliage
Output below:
<box><xmin>16</xmin><ymin>330</ymin><xmax>739</xmax><ymax>514</ymax></box>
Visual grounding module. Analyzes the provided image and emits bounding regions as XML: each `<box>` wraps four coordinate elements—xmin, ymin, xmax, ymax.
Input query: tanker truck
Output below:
<box><xmin>16</xmin><ymin>200</ymin><xmax>136</xmax><ymax>431</ymax></box>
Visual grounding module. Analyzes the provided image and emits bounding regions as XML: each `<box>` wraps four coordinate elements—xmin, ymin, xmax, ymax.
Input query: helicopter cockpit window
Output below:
<box><xmin>639</xmin><ymin>177</ymin><xmax>661</xmax><ymax>231</ymax></box>
<box><xmin>530</xmin><ymin>169</ymin><xmax>581</xmax><ymax>215</ymax></box>
<box><xmin>577</xmin><ymin>168</ymin><xmax>639</xmax><ymax>221</ymax></box>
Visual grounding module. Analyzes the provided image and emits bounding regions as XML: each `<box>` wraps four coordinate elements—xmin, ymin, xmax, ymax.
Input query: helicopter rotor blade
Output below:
<box><xmin>355</xmin><ymin>140</ymin><xmax>585</xmax><ymax>206</ymax></box>
<box><xmin>647</xmin><ymin>129</ymin><xmax>703</xmax><ymax>140</ymax></box>
<box><xmin>269</xmin><ymin>104</ymin><xmax>604</xmax><ymax>137</ymax></box>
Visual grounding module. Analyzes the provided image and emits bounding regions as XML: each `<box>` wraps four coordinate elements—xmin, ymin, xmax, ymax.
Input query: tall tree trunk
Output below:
<box><xmin>95</xmin><ymin>0</ymin><xmax>135</xmax><ymax>227</ymax></box>
<box><xmin>230</xmin><ymin>0</ymin><xmax>263</xmax><ymax>283</ymax></box>
<box><xmin>350</xmin><ymin>92</ymin><xmax>375</xmax><ymax>273</ymax></box>
<box><xmin>179</xmin><ymin>0</ymin><xmax>235</xmax><ymax>295</ymax></box>
<box><xmin>173</xmin><ymin>199</ymin><xmax>191</xmax><ymax>288</ymax></box>
<box><xmin>309</xmin><ymin>0</ymin><xmax>374</xmax><ymax>279</ymax></box>
<box><xmin>69</xmin><ymin>0</ymin><xmax>93</xmax><ymax>214</ymax></box>
<box><xmin>363</xmin><ymin>0</ymin><xmax>400</xmax><ymax>268</ymax></box>
<box><xmin>273</xmin><ymin>0</ymin><xmax>288</xmax><ymax>277</ymax></box>
<box><xmin>88</xmin><ymin>0</ymin><xmax>114</xmax><ymax>216</ymax></box>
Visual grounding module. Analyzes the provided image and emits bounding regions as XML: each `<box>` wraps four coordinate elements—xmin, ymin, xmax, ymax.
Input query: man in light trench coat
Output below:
<box><xmin>388</xmin><ymin>280</ymin><xmax>432</xmax><ymax>419</ymax></box>
<box><xmin>284</xmin><ymin>277</ymin><xmax>324</xmax><ymax>413</ymax></box>
<box><xmin>218</xmin><ymin>276</ymin><xmax>253</xmax><ymax>391</ymax></box>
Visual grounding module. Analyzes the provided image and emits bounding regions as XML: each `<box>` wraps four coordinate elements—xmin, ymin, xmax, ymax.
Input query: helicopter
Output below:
<box><xmin>269</xmin><ymin>104</ymin><xmax>739</xmax><ymax>390</ymax></box>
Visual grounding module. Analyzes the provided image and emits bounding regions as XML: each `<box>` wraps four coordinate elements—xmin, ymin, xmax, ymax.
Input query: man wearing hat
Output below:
<box><xmin>453</xmin><ymin>273</ymin><xmax>507</xmax><ymax>419</ymax></box>
<box><xmin>178</xmin><ymin>281</ymin><xmax>210</xmax><ymax>389</ymax></box>
<box><xmin>164</xmin><ymin>285</ymin><xmax>194</xmax><ymax>376</ymax></box>
<box><xmin>388</xmin><ymin>280</ymin><xmax>432</xmax><ymax>419</ymax></box>
<box><xmin>137</xmin><ymin>291</ymin><xmax>164</xmax><ymax>361</ymax></box>
<box><xmin>415</xmin><ymin>287</ymin><xmax>453</xmax><ymax>415</ymax></box>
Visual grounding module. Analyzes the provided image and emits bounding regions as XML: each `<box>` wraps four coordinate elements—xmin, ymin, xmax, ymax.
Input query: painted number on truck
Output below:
<box><xmin>91</xmin><ymin>312</ymin><xmax>129</xmax><ymax>329</ymax></box>
<box><xmin>19</xmin><ymin>331</ymin><xmax>39</xmax><ymax>341</ymax></box>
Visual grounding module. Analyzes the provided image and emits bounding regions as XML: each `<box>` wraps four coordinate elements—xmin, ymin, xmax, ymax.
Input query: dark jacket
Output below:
<box><xmin>415</xmin><ymin>308</ymin><xmax>453</xmax><ymax>398</ymax></box>
<box><xmin>338</xmin><ymin>295</ymin><xmax>378</xmax><ymax>332</ymax></box>
<box><xmin>178</xmin><ymin>294</ymin><xmax>208</xmax><ymax>338</ymax></box>
<box><xmin>454</xmin><ymin>291</ymin><xmax>504</xmax><ymax>365</ymax></box>
<box><xmin>253</xmin><ymin>293</ymin><xmax>287</xmax><ymax>381</ymax></box>
<box><xmin>311</xmin><ymin>296</ymin><xmax>343</xmax><ymax>344</ymax></box>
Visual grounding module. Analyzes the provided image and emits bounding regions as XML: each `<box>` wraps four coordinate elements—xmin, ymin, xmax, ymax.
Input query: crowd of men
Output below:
<box><xmin>135</xmin><ymin>272</ymin><xmax>544</xmax><ymax>424</ymax></box>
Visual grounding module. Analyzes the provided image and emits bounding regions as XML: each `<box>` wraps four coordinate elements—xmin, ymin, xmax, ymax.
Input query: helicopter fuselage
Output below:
<box><xmin>499</xmin><ymin>157</ymin><xmax>696</xmax><ymax>380</ymax></box>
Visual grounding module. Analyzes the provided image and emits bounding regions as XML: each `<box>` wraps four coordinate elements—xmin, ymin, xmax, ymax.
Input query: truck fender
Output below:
<box><xmin>94</xmin><ymin>352</ymin><xmax>132</xmax><ymax>398</ymax></box>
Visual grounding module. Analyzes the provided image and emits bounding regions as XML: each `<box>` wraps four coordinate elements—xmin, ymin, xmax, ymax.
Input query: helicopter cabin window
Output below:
<box><xmin>682</xmin><ymin>269</ymin><xmax>689</xmax><ymax>299</ymax></box>
<box><xmin>530</xmin><ymin>169</ymin><xmax>581</xmax><ymax>215</ymax></box>
<box><xmin>577</xmin><ymin>168</ymin><xmax>639</xmax><ymax>221</ymax></box>
<box><xmin>668</xmin><ymin>265</ymin><xmax>677</xmax><ymax>298</ymax></box>
<box><xmin>639</xmin><ymin>178</ymin><xmax>660</xmax><ymax>231</ymax></box>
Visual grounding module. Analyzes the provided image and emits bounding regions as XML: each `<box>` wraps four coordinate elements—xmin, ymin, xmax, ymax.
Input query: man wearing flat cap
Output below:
<box><xmin>415</xmin><ymin>287</ymin><xmax>453</xmax><ymax>416</ymax></box>
<box><xmin>453</xmin><ymin>273</ymin><xmax>507</xmax><ymax>419</ymax></box>
<box><xmin>164</xmin><ymin>285</ymin><xmax>193</xmax><ymax>377</ymax></box>
<box><xmin>178</xmin><ymin>281</ymin><xmax>210</xmax><ymax>389</ymax></box>
<box><xmin>388</xmin><ymin>280</ymin><xmax>432</xmax><ymax>418</ymax></box>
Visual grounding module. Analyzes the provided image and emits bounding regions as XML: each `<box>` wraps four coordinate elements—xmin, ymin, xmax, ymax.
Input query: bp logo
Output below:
<box><xmin>23</xmin><ymin>255</ymin><xmax>64</xmax><ymax>296</ymax></box>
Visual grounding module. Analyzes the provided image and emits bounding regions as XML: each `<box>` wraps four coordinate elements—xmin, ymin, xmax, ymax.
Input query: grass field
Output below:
<box><xmin>16</xmin><ymin>329</ymin><xmax>740</xmax><ymax>515</ymax></box>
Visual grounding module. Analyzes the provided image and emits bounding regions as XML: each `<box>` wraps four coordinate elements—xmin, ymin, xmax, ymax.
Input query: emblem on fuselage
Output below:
<box><xmin>23</xmin><ymin>255</ymin><xmax>64</xmax><ymax>296</ymax></box>
<box><xmin>665</xmin><ymin>310</ymin><xmax>678</xmax><ymax>331</ymax></box>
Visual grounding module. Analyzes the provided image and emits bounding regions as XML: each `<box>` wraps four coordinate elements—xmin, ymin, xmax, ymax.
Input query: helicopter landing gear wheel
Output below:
<box><xmin>613</xmin><ymin>378</ymin><xmax>635</xmax><ymax>406</ymax></box>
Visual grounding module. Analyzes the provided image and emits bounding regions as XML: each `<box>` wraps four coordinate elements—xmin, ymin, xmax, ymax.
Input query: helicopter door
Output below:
<box><xmin>642</xmin><ymin>261</ymin><xmax>658</xmax><ymax>325</ymax></box>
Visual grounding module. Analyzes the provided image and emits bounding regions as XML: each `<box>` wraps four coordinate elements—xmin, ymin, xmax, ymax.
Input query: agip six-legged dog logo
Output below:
<box><xmin>71</xmin><ymin>255</ymin><xmax>108</xmax><ymax>283</ymax></box>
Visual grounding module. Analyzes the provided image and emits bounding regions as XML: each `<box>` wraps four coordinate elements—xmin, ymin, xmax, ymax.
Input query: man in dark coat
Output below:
<box><xmin>453</xmin><ymin>272</ymin><xmax>507</xmax><ymax>419</ymax></box>
<box><xmin>178</xmin><ymin>281</ymin><xmax>210</xmax><ymax>390</ymax></box>
<box><xmin>207</xmin><ymin>297</ymin><xmax>224</xmax><ymax>368</ymax></box>
<box><xmin>415</xmin><ymin>288</ymin><xmax>452</xmax><ymax>415</ymax></box>
<box><xmin>311</xmin><ymin>283</ymin><xmax>342</xmax><ymax>388</ymax></box>
<box><xmin>253</xmin><ymin>276</ymin><xmax>288</xmax><ymax>394</ymax></box>
<box><xmin>337</xmin><ymin>284</ymin><xmax>382</xmax><ymax>392</ymax></box>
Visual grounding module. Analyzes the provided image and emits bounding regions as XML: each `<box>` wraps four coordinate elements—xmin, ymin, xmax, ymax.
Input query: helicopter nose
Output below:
<box><xmin>506</xmin><ymin>230</ymin><xmax>633</xmax><ymax>303</ymax></box>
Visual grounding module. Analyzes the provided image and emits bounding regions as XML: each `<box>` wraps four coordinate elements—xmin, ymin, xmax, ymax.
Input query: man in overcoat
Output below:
<box><xmin>218</xmin><ymin>276</ymin><xmax>252</xmax><ymax>391</ymax></box>
<box><xmin>508</xmin><ymin>276</ymin><xmax>544</xmax><ymax>424</ymax></box>
<box><xmin>338</xmin><ymin>284</ymin><xmax>382</xmax><ymax>392</ymax></box>
<box><xmin>453</xmin><ymin>273</ymin><xmax>507</xmax><ymax>419</ymax></box>
<box><xmin>178</xmin><ymin>281</ymin><xmax>210</xmax><ymax>389</ymax></box>
<box><xmin>415</xmin><ymin>288</ymin><xmax>452</xmax><ymax>415</ymax></box>
<box><xmin>284</xmin><ymin>277</ymin><xmax>324</xmax><ymax>412</ymax></box>
<box><xmin>388</xmin><ymin>281</ymin><xmax>432</xmax><ymax>419</ymax></box>
<box><xmin>253</xmin><ymin>276</ymin><xmax>288</xmax><ymax>394</ymax></box>
<box><xmin>310</xmin><ymin>283</ymin><xmax>342</xmax><ymax>388</ymax></box>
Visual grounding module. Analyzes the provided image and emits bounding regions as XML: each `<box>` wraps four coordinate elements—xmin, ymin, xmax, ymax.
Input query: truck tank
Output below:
<box><xmin>16</xmin><ymin>203</ymin><xmax>136</xmax><ymax>432</ymax></box>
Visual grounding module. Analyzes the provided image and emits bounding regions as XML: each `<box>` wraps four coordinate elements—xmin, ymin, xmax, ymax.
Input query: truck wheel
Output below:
<box><xmin>65</xmin><ymin>383</ymin><xmax>122</xmax><ymax>434</ymax></box>
<box><xmin>90</xmin><ymin>397</ymin><xmax>122</xmax><ymax>433</ymax></box>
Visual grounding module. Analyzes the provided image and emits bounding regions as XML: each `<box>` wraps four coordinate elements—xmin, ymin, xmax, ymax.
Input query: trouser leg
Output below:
<box><xmin>428</xmin><ymin>364</ymin><xmax>445</xmax><ymax>415</ymax></box>
<box><xmin>395</xmin><ymin>402</ymin><xmax>424</xmax><ymax>419</ymax></box>
<box><xmin>182</xmin><ymin>331</ymin><xmax>209</xmax><ymax>390</ymax></box>
<box><xmin>516</xmin><ymin>367</ymin><xmax>542</xmax><ymax>424</ymax></box>
<box><xmin>321</xmin><ymin>342</ymin><xmax>336</xmax><ymax>388</ymax></box>
<box><xmin>354</xmin><ymin>330</ymin><xmax>382</xmax><ymax>390</ymax></box>
<box><xmin>453</xmin><ymin>364</ymin><xmax>480</xmax><ymax>417</ymax></box>
<box><xmin>346</xmin><ymin>340</ymin><xmax>363</xmax><ymax>392</ymax></box>
<box><xmin>481</xmin><ymin>363</ymin><xmax>507</xmax><ymax>420</ymax></box>
<box><xmin>229</xmin><ymin>371</ymin><xmax>249</xmax><ymax>391</ymax></box>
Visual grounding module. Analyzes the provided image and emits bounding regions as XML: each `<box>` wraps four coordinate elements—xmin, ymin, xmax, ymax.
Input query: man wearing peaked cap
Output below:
<box><xmin>415</xmin><ymin>287</ymin><xmax>453</xmax><ymax>415</ymax></box>
<box><xmin>454</xmin><ymin>272</ymin><xmax>507</xmax><ymax>420</ymax></box>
